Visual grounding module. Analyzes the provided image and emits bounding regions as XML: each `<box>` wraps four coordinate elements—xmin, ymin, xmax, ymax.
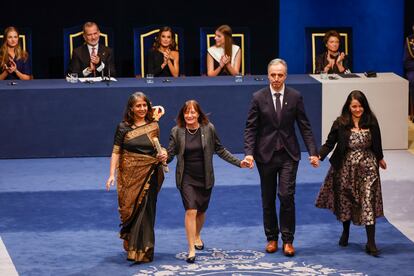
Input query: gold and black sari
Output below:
<box><xmin>113</xmin><ymin>121</ymin><xmax>164</xmax><ymax>262</ymax></box>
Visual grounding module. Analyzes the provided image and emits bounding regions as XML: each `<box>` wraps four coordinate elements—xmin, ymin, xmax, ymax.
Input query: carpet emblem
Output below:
<box><xmin>134</xmin><ymin>248</ymin><xmax>365</xmax><ymax>275</ymax></box>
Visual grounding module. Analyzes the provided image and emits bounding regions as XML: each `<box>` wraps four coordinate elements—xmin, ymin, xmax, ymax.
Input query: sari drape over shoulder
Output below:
<box><xmin>113</xmin><ymin>121</ymin><xmax>164</xmax><ymax>262</ymax></box>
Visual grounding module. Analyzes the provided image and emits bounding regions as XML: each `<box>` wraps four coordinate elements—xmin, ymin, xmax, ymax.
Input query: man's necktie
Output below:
<box><xmin>275</xmin><ymin>92</ymin><xmax>283</xmax><ymax>151</ymax></box>
<box><xmin>275</xmin><ymin>93</ymin><xmax>282</xmax><ymax>121</ymax></box>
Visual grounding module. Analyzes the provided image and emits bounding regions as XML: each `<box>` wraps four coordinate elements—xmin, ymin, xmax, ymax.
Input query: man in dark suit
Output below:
<box><xmin>244</xmin><ymin>58</ymin><xmax>319</xmax><ymax>257</ymax></box>
<box><xmin>68</xmin><ymin>22</ymin><xmax>116</xmax><ymax>77</ymax></box>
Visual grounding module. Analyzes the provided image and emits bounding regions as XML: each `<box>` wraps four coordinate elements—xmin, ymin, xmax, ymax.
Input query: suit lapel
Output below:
<box><xmin>97</xmin><ymin>44</ymin><xmax>107</xmax><ymax>62</ymax></box>
<box><xmin>200</xmin><ymin>125</ymin><xmax>206</xmax><ymax>150</ymax></box>
<box><xmin>178</xmin><ymin>127</ymin><xmax>186</xmax><ymax>155</ymax></box>
<box><xmin>82</xmin><ymin>44</ymin><xmax>91</xmax><ymax>64</ymax></box>
<box><xmin>280</xmin><ymin>87</ymin><xmax>290</xmax><ymax>122</ymax></box>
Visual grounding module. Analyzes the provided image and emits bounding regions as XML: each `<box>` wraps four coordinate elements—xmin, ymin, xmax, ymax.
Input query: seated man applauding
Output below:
<box><xmin>68</xmin><ymin>22</ymin><xmax>116</xmax><ymax>77</ymax></box>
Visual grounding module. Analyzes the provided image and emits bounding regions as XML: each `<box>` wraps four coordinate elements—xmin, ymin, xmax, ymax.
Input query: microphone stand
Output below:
<box><xmin>102</xmin><ymin>65</ymin><xmax>111</xmax><ymax>86</ymax></box>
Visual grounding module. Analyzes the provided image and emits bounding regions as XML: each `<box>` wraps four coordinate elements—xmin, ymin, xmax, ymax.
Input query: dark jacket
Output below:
<box><xmin>314</xmin><ymin>52</ymin><xmax>349</xmax><ymax>74</ymax></box>
<box><xmin>68</xmin><ymin>44</ymin><xmax>116</xmax><ymax>77</ymax></box>
<box><xmin>167</xmin><ymin>122</ymin><xmax>241</xmax><ymax>190</ymax></box>
<box><xmin>244</xmin><ymin>86</ymin><xmax>318</xmax><ymax>163</ymax></box>
<box><xmin>319</xmin><ymin>118</ymin><xmax>384</xmax><ymax>169</ymax></box>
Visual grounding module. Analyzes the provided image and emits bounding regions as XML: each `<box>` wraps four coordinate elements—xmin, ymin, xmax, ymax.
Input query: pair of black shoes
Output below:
<box><xmin>339</xmin><ymin>232</ymin><xmax>380</xmax><ymax>257</ymax></box>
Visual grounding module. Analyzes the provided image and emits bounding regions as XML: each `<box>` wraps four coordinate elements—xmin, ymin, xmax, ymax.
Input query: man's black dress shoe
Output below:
<box><xmin>194</xmin><ymin>240</ymin><xmax>204</xmax><ymax>250</ymax></box>
<box><xmin>186</xmin><ymin>255</ymin><xmax>196</xmax><ymax>263</ymax></box>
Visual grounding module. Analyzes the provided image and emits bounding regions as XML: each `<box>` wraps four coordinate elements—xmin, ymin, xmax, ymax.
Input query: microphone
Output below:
<box><xmin>152</xmin><ymin>137</ymin><xmax>169</xmax><ymax>173</ymax></box>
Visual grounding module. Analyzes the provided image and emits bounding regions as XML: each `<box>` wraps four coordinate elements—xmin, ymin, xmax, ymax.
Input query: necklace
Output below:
<box><xmin>186</xmin><ymin>127</ymin><xmax>199</xmax><ymax>135</ymax></box>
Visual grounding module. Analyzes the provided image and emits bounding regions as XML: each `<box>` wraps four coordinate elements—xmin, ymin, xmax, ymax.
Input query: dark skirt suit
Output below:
<box><xmin>167</xmin><ymin>122</ymin><xmax>241</xmax><ymax>211</ymax></box>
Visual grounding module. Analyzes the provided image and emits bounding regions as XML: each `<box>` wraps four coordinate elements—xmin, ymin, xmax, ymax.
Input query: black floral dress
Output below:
<box><xmin>315</xmin><ymin>130</ymin><xmax>384</xmax><ymax>225</ymax></box>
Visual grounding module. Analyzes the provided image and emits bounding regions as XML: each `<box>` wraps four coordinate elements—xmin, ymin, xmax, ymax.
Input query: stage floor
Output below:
<box><xmin>1</xmin><ymin>150</ymin><xmax>413</xmax><ymax>275</ymax></box>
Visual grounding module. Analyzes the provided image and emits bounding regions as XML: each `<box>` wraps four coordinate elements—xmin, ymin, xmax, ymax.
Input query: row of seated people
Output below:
<box><xmin>68</xmin><ymin>23</ymin><xmax>244</xmax><ymax>78</ymax></box>
<box><xmin>0</xmin><ymin>23</ymin><xmax>243</xmax><ymax>80</ymax></box>
<box><xmin>0</xmin><ymin>22</ymin><xmax>354</xmax><ymax>81</ymax></box>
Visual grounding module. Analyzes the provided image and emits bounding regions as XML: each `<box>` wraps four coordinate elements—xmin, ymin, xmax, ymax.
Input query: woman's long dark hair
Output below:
<box><xmin>123</xmin><ymin>92</ymin><xmax>153</xmax><ymax>125</ymax></box>
<box><xmin>176</xmin><ymin>100</ymin><xmax>209</xmax><ymax>128</ymax></box>
<box><xmin>338</xmin><ymin>90</ymin><xmax>377</xmax><ymax>129</ymax></box>
<box><xmin>152</xmin><ymin>26</ymin><xmax>177</xmax><ymax>51</ymax></box>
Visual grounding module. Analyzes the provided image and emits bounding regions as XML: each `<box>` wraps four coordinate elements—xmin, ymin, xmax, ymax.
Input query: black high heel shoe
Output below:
<box><xmin>365</xmin><ymin>244</ymin><xmax>380</xmax><ymax>257</ymax></box>
<box><xmin>186</xmin><ymin>255</ymin><xmax>196</xmax><ymax>263</ymax></box>
<box><xmin>194</xmin><ymin>240</ymin><xmax>204</xmax><ymax>250</ymax></box>
<box><xmin>338</xmin><ymin>232</ymin><xmax>349</xmax><ymax>247</ymax></box>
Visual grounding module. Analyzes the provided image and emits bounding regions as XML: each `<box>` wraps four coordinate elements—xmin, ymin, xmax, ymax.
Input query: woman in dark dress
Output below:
<box><xmin>147</xmin><ymin>26</ymin><xmax>179</xmax><ymax>77</ymax></box>
<box><xmin>314</xmin><ymin>30</ymin><xmax>349</xmax><ymax>74</ymax></box>
<box><xmin>207</xmin><ymin>25</ymin><xmax>241</xmax><ymax>76</ymax></box>
<box><xmin>167</xmin><ymin>100</ymin><xmax>250</xmax><ymax>263</ymax></box>
<box><xmin>314</xmin><ymin>90</ymin><xmax>387</xmax><ymax>257</ymax></box>
<box><xmin>0</xmin><ymin>26</ymin><xmax>32</xmax><ymax>80</ymax></box>
<box><xmin>105</xmin><ymin>92</ymin><xmax>167</xmax><ymax>263</ymax></box>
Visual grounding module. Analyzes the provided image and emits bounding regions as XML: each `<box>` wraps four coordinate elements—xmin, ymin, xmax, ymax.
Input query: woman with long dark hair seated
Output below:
<box><xmin>147</xmin><ymin>26</ymin><xmax>179</xmax><ymax>77</ymax></box>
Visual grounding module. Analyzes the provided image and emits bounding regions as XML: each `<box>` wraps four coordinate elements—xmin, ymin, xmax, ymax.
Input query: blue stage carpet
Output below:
<box><xmin>1</xmin><ymin>183</ymin><xmax>414</xmax><ymax>275</ymax></box>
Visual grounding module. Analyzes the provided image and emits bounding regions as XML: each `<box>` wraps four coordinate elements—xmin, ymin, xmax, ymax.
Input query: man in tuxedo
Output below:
<box><xmin>244</xmin><ymin>58</ymin><xmax>319</xmax><ymax>257</ymax></box>
<box><xmin>68</xmin><ymin>22</ymin><xmax>116</xmax><ymax>77</ymax></box>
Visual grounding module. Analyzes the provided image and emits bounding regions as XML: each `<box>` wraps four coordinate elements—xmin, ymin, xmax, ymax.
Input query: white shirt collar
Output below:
<box><xmin>270</xmin><ymin>84</ymin><xmax>285</xmax><ymax>96</ymax></box>
<box><xmin>87</xmin><ymin>44</ymin><xmax>99</xmax><ymax>55</ymax></box>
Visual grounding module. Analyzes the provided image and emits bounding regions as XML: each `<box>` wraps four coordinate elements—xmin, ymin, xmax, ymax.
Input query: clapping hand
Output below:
<box><xmin>90</xmin><ymin>52</ymin><xmax>100</xmax><ymax>65</ymax></box>
<box><xmin>336</xmin><ymin>52</ymin><xmax>345</xmax><ymax>65</ymax></box>
<box><xmin>7</xmin><ymin>58</ymin><xmax>16</xmax><ymax>73</ymax></box>
<box><xmin>308</xmin><ymin>156</ymin><xmax>320</xmax><ymax>168</ymax></box>
<box><xmin>325</xmin><ymin>55</ymin><xmax>335</xmax><ymax>72</ymax></box>
<box><xmin>219</xmin><ymin>54</ymin><xmax>230</xmax><ymax>68</ymax></box>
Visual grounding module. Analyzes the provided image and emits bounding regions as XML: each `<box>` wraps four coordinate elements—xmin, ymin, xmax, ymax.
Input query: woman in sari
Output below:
<box><xmin>106</xmin><ymin>91</ymin><xmax>167</xmax><ymax>263</ymax></box>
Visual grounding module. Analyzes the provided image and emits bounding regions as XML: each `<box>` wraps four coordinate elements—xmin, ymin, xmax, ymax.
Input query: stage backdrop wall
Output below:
<box><xmin>279</xmin><ymin>0</ymin><xmax>405</xmax><ymax>75</ymax></box>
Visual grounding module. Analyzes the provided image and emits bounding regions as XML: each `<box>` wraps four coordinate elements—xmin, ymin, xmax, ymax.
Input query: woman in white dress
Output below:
<box><xmin>207</xmin><ymin>25</ymin><xmax>241</xmax><ymax>76</ymax></box>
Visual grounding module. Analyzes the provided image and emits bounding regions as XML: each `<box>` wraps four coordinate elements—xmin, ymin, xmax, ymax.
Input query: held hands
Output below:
<box><xmin>308</xmin><ymin>155</ymin><xmax>320</xmax><ymax>168</ymax></box>
<box><xmin>105</xmin><ymin>175</ymin><xmax>115</xmax><ymax>191</ymax></box>
<box><xmin>241</xmin><ymin>155</ymin><xmax>255</xmax><ymax>169</ymax></box>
